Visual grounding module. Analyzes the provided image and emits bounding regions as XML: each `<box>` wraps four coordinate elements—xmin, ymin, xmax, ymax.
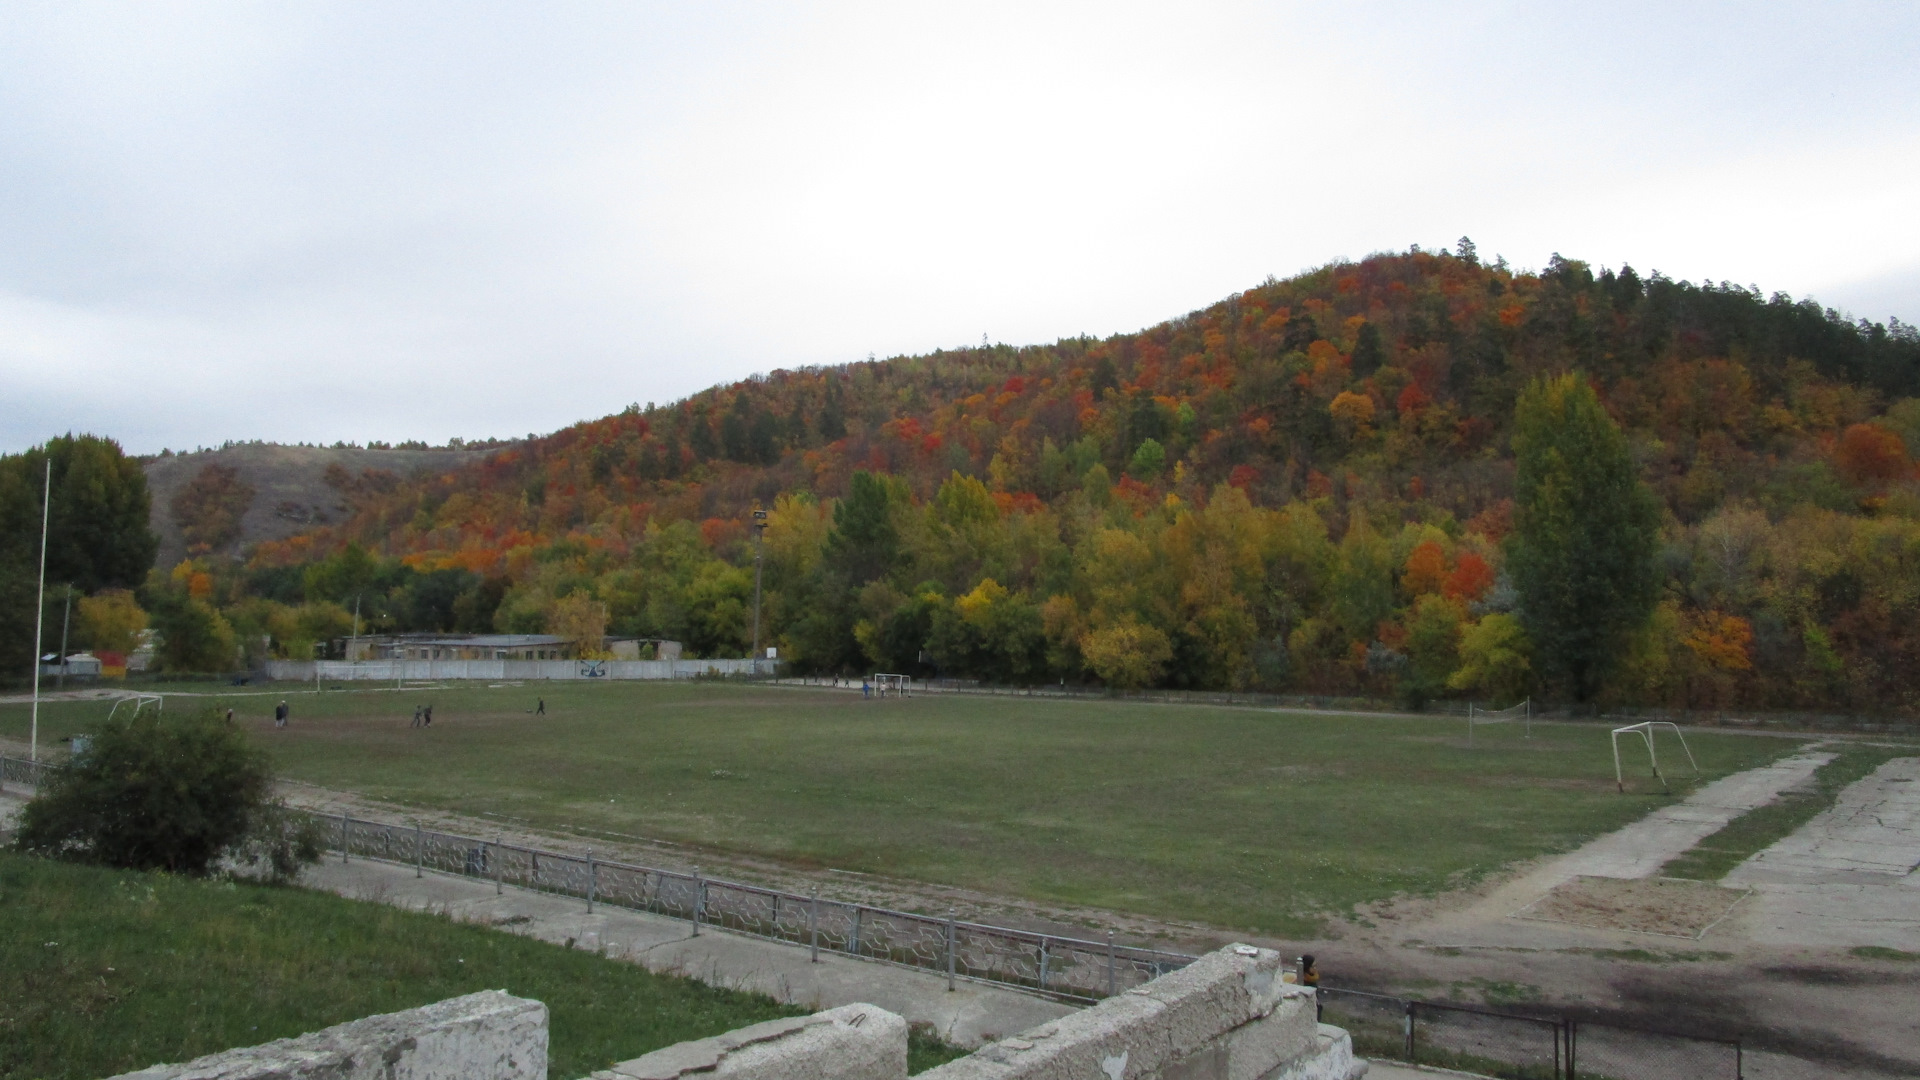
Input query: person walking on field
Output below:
<box><xmin>274</xmin><ymin>700</ymin><xmax>289</xmax><ymax>729</ymax></box>
<box><xmin>536</xmin><ymin>697</ymin><xmax>545</xmax><ymax>716</ymax></box>
<box><xmin>424</xmin><ymin>704</ymin><xmax>433</xmax><ymax>727</ymax></box>
<box><xmin>411</xmin><ymin>705</ymin><xmax>423</xmax><ymax>728</ymax></box>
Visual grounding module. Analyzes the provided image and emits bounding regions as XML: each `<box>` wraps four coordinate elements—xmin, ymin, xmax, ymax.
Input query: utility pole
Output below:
<box><xmin>57</xmin><ymin>588</ymin><xmax>72</xmax><ymax>690</ymax></box>
<box><xmin>750</xmin><ymin>508</ymin><xmax>768</xmax><ymax>674</ymax></box>
<box><xmin>30</xmin><ymin>458</ymin><xmax>50</xmax><ymax>762</ymax></box>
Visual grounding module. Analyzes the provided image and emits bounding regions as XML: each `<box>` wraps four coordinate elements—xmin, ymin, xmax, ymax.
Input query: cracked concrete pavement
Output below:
<box><xmin>1728</xmin><ymin>756</ymin><xmax>1920</xmax><ymax>950</ymax></box>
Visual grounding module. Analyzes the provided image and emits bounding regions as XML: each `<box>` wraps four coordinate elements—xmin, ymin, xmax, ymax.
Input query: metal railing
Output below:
<box><xmin>310</xmin><ymin>808</ymin><xmax>1196</xmax><ymax>1003</ymax></box>
<box><xmin>1318</xmin><ymin>987</ymin><xmax>1743</xmax><ymax>1080</ymax></box>
<box><xmin>0</xmin><ymin>751</ymin><xmax>1752</xmax><ymax>1071</ymax></box>
<box><xmin>0</xmin><ymin>754</ymin><xmax>58</xmax><ymax>791</ymax></box>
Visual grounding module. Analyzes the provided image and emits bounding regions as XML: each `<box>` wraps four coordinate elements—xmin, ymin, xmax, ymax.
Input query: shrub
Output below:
<box><xmin>15</xmin><ymin>709</ymin><xmax>289</xmax><ymax>875</ymax></box>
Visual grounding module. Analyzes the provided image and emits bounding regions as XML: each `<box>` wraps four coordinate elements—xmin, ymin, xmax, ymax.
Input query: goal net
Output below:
<box><xmin>870</xmin><ymin>673</ymin><xmax>912</xmax><ymax>698</ymax></box>
<box><xmin>1467</xmin><ymin>698</ymin><xmax>1530</xmax><ymax>745</ymax></box>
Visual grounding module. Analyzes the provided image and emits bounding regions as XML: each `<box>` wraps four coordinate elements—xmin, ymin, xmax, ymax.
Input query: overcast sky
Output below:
<box><xmin>2</xmin><ymin>2</ymin><xmax>1916</xmax><ymax>455</ymax></box>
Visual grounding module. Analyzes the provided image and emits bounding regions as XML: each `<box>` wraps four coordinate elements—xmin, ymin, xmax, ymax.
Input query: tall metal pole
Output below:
<box><xmin>750</xmin><ymin>510</ymin><xmax>766</xmax><ymax>674</ymax></box>
<box><xmin>30</xmin><ymin>458</ymin><xmax>51</xmax><ymax>763</ymax></box>
<box><xmin>57</xmin><ymin>589</ymin><xmax>72</xmax><ymax>690</ymax></box>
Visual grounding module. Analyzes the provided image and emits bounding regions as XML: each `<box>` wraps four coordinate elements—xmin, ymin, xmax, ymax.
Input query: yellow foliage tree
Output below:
<box><xmin>548</xmin><ymin>593</ymin><xmax>610</xmax><ymax>659</ymax></box>
<box><xmin>1329</xmin><ymin>391</ymin><xmax>1376</xmax><ymax>437</ymax></box>
<box><xmin>77</xmin><ymin>589</ymin><xmax>147</xmax><ymax>658</ymax></box>
<box><xmin>1447</xmin><ymin>613</ymin><xmax>1532</xmax><ymax>702</ymax></box>
<box><xmin>1080</xmin><ymin>617</ymin><xmax>1173</xmax><ymax>690</ymax></box>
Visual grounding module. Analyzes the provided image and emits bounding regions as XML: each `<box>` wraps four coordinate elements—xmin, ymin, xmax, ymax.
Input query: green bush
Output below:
<box><xmin>15</xmin><ymin>709</ymin><xmax>282</xmax><ymax>875</ymax></box>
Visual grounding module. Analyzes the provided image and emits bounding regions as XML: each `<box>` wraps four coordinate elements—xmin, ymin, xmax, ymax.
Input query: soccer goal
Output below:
<box><xmin>1611</xmin><ymin>721</ymin><xmax>1700</xmax><ymax>793</ymax></box>
<box><xmin>871</xmin><ymin>673</ymin><xmax>912</xmax><ymax>698</ymax></box>
<box><xmin>1467</xmin><ymin>698</ymin><xmax>1530</xmax><ymax>745</ymax></box>
<box><xmin>107</xmin><ymin>693</ymin><xmax>164</xmax><ymax>721</ymax></box>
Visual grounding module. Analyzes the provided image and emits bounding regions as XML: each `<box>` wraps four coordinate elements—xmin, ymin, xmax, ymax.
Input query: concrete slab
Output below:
<box><xmin>1550</xmin><ymin>752</ymin><xmax>1832</xmax><ymax>881</ymax></box>
<box><xmin>301</xmin><ymin>857</ymin><xmax>1074</xmax><ymax>1048</ymax></box>
<box><xmin>1726</xmin><ymin>757</ymin><xmax>1920</xmax><ymax>951</ymax></box>
<box><xmin>1731</xmin><ymin>758</ymin><xmax>1920</xmax><ymax>881</ymax></box>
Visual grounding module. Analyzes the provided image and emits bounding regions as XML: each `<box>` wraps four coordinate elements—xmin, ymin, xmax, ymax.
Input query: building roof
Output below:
<box><xmin>382</xmin><ymin>634</ymin><xmax>568</xmax><ymax>647</ymax></box>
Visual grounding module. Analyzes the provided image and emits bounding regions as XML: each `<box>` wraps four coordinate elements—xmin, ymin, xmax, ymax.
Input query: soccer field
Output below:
<box><xmin>3</xmin><ymin>682</ymin><xmax>1799</xmax><ymax>935</ymax></box>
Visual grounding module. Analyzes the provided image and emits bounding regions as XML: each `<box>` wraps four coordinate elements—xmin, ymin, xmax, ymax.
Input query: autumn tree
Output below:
<box><xmin>77</xmin><ymin>589</ymin><xmax>148</xmax><ymax>657</ymax></box>
<box><xmin>1834</xmin><ymin>423</ymin><xmax>1909</xmax><ymax>487</ymax></box>
<box><xmin>1081</xmin><ymin>617</ymin><xmax>1173</xmax><ymax>689</ymax></box>
<box><xmin>1448</xmin><ymin>614</ymin><xmax>1531</xmax><ymax>702</ymax></box>
<box><xmin>1403</xmin><ymin>595</ymin><xmax>1465</xmax><ymax>708</ymax></box>
<box><xmin>1509</xmin><ymin>374</ymin><xmax>1662</xmax><ymax>701</ymax></box>
<box><xmin>549</xmin><ymin>592</ymin><xmax>611</xmax><ymax>657</ymax></box>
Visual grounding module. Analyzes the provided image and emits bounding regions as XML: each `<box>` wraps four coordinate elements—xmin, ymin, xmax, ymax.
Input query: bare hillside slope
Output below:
<box><xmin>142</xmin><ymin>444</ymin><xmax>504</xmax><ymax>569</ymax></box>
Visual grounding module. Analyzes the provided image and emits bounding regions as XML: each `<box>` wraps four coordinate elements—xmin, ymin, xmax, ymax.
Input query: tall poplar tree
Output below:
<box><xmin>1508</xmin><ymin>374</ymin><xmax>1661</xmax><ymax>702</ymax></box>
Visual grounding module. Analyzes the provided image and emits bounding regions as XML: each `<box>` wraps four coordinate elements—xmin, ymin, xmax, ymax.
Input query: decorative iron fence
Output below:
<box><xmin>1318</xmin><ymin>987</ymin><xmax>1743</xmax><ymax>1080</ymax></box>
<box><xmin>311</xmin><ymin>808</ymin><xmax>1195</xmax><ymax>1003</ymax></box>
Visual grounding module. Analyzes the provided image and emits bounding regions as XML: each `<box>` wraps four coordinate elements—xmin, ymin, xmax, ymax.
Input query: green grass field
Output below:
<box><xmin>3</xmin><ymin>682</ymin><xmax>1805</xmax><ymax>935</ymax></box>
<box><xmin>0</xmin><ymin>851</ymin><xmax>819</xmax><ymax>1080</ymax></box>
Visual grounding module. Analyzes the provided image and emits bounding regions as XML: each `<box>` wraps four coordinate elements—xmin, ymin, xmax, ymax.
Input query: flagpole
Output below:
<box><xmin>30</xmin><ymin>456</ymin><xmax>51</xmax><ymax>763</ymax></box>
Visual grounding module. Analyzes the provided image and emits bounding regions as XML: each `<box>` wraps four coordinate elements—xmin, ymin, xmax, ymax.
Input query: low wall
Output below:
<box><xmin>100</xmin><ymin>952</ymin><xmax>1361</xmax><ymax>1080</ymax></box>
<box><xmin>923</xmin><ymin>944</ymin><xmax>1327</xmax><ymax>1080</ymax></box>
<box><xmin>110</xmin><ymin>990</ymin><xmax>545</xmax><ymax>1080</ymax></box>
<box><xmin>580</xmin><ymin>946</ymin><xmax>1360</xmax><ymax>1080</ymax></box>
<box><xmin>263</xmin><ymin>658</ymin><xmax>772</xmax><ymax>682</ymax></box>
<box><xmin>589</xmin><ymin>1003</ymin><xmax>905</xmax><ymax>1080</ymax></box>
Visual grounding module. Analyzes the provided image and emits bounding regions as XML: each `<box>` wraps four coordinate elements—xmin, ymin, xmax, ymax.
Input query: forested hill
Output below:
<box><xmin>211</xmin><ymin>246</ymin><xmax>1920</xmax><ymax>710</ymax></box>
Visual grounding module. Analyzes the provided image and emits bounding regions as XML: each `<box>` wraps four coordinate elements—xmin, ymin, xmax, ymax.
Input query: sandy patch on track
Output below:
<box><xmin>1514</xmin><ymin>875</ymin><xmax>1750</xmax><ymax>938</ymax></box>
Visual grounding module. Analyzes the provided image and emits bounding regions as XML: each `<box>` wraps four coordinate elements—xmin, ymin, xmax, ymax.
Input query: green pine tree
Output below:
<box><xmin>1508</xmin><ymin>374</ymin><xmax>1661</xmax><ymax>702</ymax></box>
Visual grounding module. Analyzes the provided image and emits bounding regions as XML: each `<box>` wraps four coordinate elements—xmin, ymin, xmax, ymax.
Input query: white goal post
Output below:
<box><xmin>1467</xmin><ymin>698</ymin><xmax>1530</xmax><ymax>745</ymax></box>
<box><xmin>1611</xmin><ymin>721</ymin><xmax>1700</xmax><ymax>793</ymax></box>
<box><xmin>870</xmin><ymin>673</ymin><xmax>912</xmax><ymax>698</ymax></box>
<box><xmin>106</xmin><ymin>693</ymin><xmax>164</xmax><ymax>721</ymax></box>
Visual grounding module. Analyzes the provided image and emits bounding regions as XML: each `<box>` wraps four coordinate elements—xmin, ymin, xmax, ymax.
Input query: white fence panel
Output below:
<box><xmin>262</xmin><ymin>658</ymin><xmax>772</xmax><ymax>682</ymax></box>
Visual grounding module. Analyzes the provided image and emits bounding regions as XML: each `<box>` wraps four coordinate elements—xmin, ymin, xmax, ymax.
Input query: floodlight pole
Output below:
<box><xmin>57</xmin><ymin>588</ymin><xmax>72</xmax><ymax>690</ymax></box>
<box><xmin>30</xmin><ymin>458</ymin><xmax>50</xmax><ymax>762</ymax></box>
<box><xmin>750</xmin><ymin>509</ymin><xmax>767</xmax><ymax>675</ymax></box>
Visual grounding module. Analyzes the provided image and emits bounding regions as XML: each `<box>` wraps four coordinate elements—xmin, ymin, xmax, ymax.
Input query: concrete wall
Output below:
<box><xmin>922</xmin><ymin>944</ymin><xmax>1326</xmax><ymax>1080</ymax></box>
<box><xmin>576</xmin><ymin>946</ymin><xmax>1355</xmax><ymax>1080</ymax></box>
<box><xmin>101</xmin><ymin>950</ymin><xmax>1359</xmax><ymax>1080</ymax></box>
<box><xmin>110</xmin><ymin>990</ymin><xmax>545</xmax><ymax>1080</ymax></box>
<box><xmin>590</xmin><ymin>1003</ymin><xmax>905</xmax><ymax>1080</ymax></box>
<box><xmin>1270</xmin><ymin>1025</ymin><xmax>1361</xmax><ymax>1080</ymax></box>
<box><xmin>264</xmin><ymin>658</ymin><xmax>772</xmax><ymax>682</ymax></box>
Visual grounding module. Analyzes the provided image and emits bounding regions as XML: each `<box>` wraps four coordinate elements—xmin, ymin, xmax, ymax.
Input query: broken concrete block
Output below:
<box><xmin>592</xmin><ymin>1003</ymin><xmax>905</xmax><ymax>1080</ymax></box>
<box><xmin>110</xmin><ymin>990</ymin><xmax>546</xmax><ymax>1080</ymax></box>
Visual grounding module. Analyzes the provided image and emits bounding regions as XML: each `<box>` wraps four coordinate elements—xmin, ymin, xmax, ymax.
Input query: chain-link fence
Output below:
<box><xmin>314</xmin><ymin>808</ymin><xmax>1194</xmax><ymax>1003</ymax></box>
<box><xmin>1318</xmin><ymin>987</ymin><xmax>1742</xmax><ymax>1080</ymax></box>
